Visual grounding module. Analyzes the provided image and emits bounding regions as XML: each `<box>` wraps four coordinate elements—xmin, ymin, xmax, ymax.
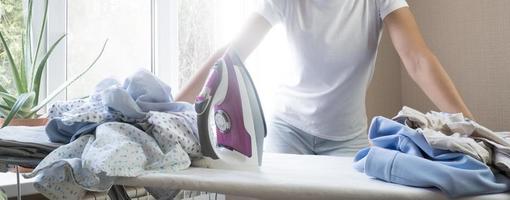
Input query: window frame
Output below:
<box><xmin>45</xmin><ymin>0</ymin><xmax>180</xmax><ymax>102</ymax></box>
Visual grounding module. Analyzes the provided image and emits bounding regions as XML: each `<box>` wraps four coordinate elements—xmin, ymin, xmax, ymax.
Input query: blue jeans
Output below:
<box><xmin>264</xmin><ymin>117</ymin><xmax>369</xmax><ymax>156</ymax></box>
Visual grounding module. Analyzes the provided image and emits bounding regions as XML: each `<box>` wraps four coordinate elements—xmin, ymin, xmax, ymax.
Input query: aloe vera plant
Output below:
<box><xmin>0</xmin><ymin>0</ymin><xmax>107</xmax><ymax>127</ymax></box>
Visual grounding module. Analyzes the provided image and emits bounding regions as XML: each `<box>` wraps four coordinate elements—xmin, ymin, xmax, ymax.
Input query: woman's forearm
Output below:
<box><xmin>175</xmin><ymin>47</ymin><xmax>227</xmax><ymax>103</ymax></box>
<box><xmin>406</xmin><ymin>52</ymin><xmax>474</xmax><ymax>119</ymax></box>
<box><xmin>384</xmin><ymin>8</ymin><xmax>474</xmax><ymax>119</ymax></box>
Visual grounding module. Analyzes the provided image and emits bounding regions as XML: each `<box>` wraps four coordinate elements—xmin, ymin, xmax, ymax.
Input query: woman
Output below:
<box><xmin>176</xmin><ymin>0</ymin><xmax>473</xmax><ymax>156</ymax></box>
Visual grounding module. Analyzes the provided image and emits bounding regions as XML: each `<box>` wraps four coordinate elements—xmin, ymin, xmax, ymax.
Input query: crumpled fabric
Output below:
<box><xmin>353</xmin><ymin>116</ymin><xmax>510</xmax><ymax>197</ymax></box>
<box><xmin>393</xmin><ymin>106</ymin><xmax>466</xmax><ymax>132</ymax></box>
<box><xmin>394</xmin><ymin>106</ymin><xmax>509</xmax><ymax>145</ymax></box>
<box><xmin>476</xmin><ymin>132</ymin><xmax>510</xmax><ymax>177</ymax></box>
<box><xmin>46</xmin><ymin>70</ymin><xmax>192</xmax><ymax>144</ymax></box>
<box><xmin>393</xmin><ymin>106</ymin><xmax>510</xmax><ymax>175</ymax></box>
<box><xmin>419</xmin><ymin>128</ymin><xmax>492</xmax><ymax>164</ymax></box>
<box><xmin>25</xmin><ymin>70</ymin><xmax>200</xmax><ymax>200</ymax></box>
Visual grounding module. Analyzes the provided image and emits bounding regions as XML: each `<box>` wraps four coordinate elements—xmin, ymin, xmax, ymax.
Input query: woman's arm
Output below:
<box><xmin>175</xmin><ymin>14</ymin><xmax>272</xmax><ymax>103</ymax></box>
<box><xmin>384</xmin><ymin>7</ymin><xmax>474</xmax><ymax>119</ymax></box>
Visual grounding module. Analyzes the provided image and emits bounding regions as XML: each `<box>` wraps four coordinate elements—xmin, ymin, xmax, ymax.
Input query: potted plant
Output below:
<box><xmin>0</xmin><ymin>0</ymin><xmax>107</xmax><ymax>127</ymax></box>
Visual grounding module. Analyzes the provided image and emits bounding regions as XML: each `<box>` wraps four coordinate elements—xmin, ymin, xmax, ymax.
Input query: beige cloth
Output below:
<box><xmin>393</xmin><ymin>106</ymin><xmax>510</xmax><ymax>175</ymax></box>
<box><xmin>476</xmin><ymin>132</ymin><xmax>510</xmax><ymax>176</ymax></box>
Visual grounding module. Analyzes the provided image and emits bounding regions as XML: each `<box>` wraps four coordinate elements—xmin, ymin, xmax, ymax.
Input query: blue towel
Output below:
<box><xmin>353</xmin><ymin>116</ymin><xmax>510</xmax><ymax>197</ymax></box>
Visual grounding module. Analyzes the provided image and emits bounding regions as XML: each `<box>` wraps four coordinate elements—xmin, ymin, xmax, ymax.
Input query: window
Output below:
<box><xmin>45</xmin><ymin>0</ymin><xmax>153</xmax><ymax>99</ymax></box>
<box><xmin>43</xmin><ymin>0</ymin><xmax>290</xmax><ymax>111</ymax></box>
<box><xmin>0</xmin><ymin>0</ymin><xmax>23</xmax><ymax>94</ymax></box>
<box><xmin>66</xmin><ymin>0</ymin><xmax>152</xmax><ymax>99</ymax></box>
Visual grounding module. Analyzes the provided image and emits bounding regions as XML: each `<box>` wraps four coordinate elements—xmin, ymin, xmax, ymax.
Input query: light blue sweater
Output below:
<box><xmin>353</xmin><ymin>116</ymin><xmax>510</xmax><ymax>197</ymax></box>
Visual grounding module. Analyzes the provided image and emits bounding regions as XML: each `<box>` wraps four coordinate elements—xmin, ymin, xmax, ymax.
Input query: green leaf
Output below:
<box><xmin>20</xmin><ymin>91</ymin><xmax>34</xmax><ymax>112</ymax></box>
<box><xmin>1</xmin><ymin>92</ymin><xmax>34</xmax><ymax>128</ymax></box>
<box><xmin>20</xmin><ymin>33</ymin><xmax>28</xmax><ymax>92</ymax></box>
<box><xmin>0</xmin><ymin>86</ymin><xmax>14</xmax><ymax>106</ymax></box>
<box><xmin>0</xmin><ymin>103</ymin><xmax>11</xmax><ymax>110</ymax></box>
<box><xmin>18</xmin><ymin>111</ymin><xmax>35</xmax><ymax>119</ymax></box>
<box><xmin>0</xmin><ymin>92</ymin><xmax>17</xmax><ymax>105</ymax></box>
<box><xmin>32</xmin><ymin>0</ymin><xmax>48</xmax><ymax>73</ymax></box>
<box><xmin>26</xmin><ymin>0</ymin><xmax>34</xmax><ymax>66</ymax></box>
<box><xmin>0</xmin><ymin>92</ymin><xmax>16</xmax><ymax>107</ymax></box>
<box><xmin>29</xmin><ymin>39</ymin><xmax>108</xmax><ymax>115</ymax></box>
<box><xmin>0</xmin><ymin>106</ymin><xmax>9</xmax><ymax>118</ymax></box>
<box><xmin>15</xmin><ymin>112</ymin><xmax>26</xmax><ymax>119</ymax></box>
<box><xmin>0</xmin><ymin>30</ymin><xmax>24</xmax><ymax>94</ymax></box>
<box><xmin>31</xmin><ymin>34</ymin><xmax>66</xmax><ymax>105</ymax></box>
<box><xmin>0</xmin><ymin>103</ymin><xmax>26</xmax><ymax>118</ymax></box>
<box><xmin>0</xmin><ymin>85</ymin><xmax>8</xmax><ymax>94</ymax></box>
<box><xmin>0</xmin><ymin>103</ymin><xmax>11</xmax><ymax>111</ymax></box>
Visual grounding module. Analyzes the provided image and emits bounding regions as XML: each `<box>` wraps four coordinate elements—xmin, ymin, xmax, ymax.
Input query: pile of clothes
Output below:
<box><xmin>1</xmin><ymin>70</ymin><xmax>201</xmax><ymax>200</ymax></box>
<box><xmin>354</xmin><ymin>106</ymin><xmax>510</xmax><ymax>197</ymax></box>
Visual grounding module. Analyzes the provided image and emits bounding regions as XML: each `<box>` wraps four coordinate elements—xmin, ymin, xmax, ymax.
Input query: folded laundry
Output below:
<box><xmin>0</xmin><ymin>126</ymin><xmax>62</xmax><ymax>168</ymax></box>
<box><xmin>0</xmin><ymin>146</ymin><xmax>46</xmax><ymax>159</ymax></box>
<box><xmin>393</xmin><ymin>106</ymin><xmax>510</xmax><ymax>175</ymax></box>
<box><xmin>0</xmin><ymin>126</ymin><xmax>61</xmax><ymax>152</ymax></box>
<box><xmin>353</xmin><ymin>116</ymin><xmax>510</xmax><ymax>197</ymax></box>
<box><xmin>23</xmin><ymin>70</ymin><xmax>200</xmax><ymax>200</ymax></box>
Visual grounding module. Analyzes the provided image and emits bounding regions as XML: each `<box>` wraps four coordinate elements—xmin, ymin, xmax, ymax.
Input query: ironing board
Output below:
<box><xmin>116</xmin><ymin>153</ymin><xmax>510</xmax><ymax>200</ymax></box>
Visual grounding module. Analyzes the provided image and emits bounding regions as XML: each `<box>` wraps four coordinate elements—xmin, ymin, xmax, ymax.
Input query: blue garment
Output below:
<box><xmin>353</xmin><ymin>116</ymin><xmax>510</xmax><ymax>197</ymax></box>
<box><xmin>45</xmin><ymin>120</ymin><xmax>99</xmax><ymax>144</ymax></box>
<box><xmin>46</xmin><ymin>70</ymin><xmax>192</xmax><ymax>143</ymax></box>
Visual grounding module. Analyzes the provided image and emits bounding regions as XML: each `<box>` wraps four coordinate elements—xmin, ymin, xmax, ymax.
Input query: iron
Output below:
<box><xmin>194</xmin><ymin>49</ymin><xmax>267</xmax><ymax>170</ymax></box>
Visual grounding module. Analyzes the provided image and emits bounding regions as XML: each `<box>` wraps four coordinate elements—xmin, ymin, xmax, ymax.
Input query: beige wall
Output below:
<box><xmin>367</xmin><ymin>0</ymin><xmax>510</xmax><ymax>131</ymax></box>
<box><xmin>403</xmin><ymin>0</ymin><xmax>510</xmax><ymax>131</ymax></box>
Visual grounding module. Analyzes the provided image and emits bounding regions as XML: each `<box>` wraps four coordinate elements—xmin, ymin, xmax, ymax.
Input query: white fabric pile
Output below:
<box><xmin>394</xmin><ymin>106</ymin><xmax>510</xmax><ymax>176</ymax></box>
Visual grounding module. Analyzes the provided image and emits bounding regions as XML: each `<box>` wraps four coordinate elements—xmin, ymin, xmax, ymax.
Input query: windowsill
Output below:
<box><xmin>0</xmin><ymin>172</ymin><xmax>38</xmax><ymax>198</ymax></box>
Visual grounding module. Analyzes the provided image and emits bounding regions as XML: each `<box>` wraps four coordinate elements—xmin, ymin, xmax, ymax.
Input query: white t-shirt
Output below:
<box><xmin>257</xmin><ymin>0</ymin><xmax>408</xmax><ymax>140</ymax></box>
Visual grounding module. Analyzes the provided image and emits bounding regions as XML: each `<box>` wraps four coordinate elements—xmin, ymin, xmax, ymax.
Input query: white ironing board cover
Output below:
<box><xmin>116</xmin><ymin>153</ymin><xmax>510</xmax><ymax>200</ymax></box>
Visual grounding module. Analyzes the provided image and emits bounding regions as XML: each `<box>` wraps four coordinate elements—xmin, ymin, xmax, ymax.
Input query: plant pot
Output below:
<box><xmin>8</xmin><ymin>165</ymin><xmax>35</xmax><ymax>173</ymax></box>
<box><xmin>0</xmin><ymin>118</ymin><xmax>48</xmax><ymax>127</ymax></box>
